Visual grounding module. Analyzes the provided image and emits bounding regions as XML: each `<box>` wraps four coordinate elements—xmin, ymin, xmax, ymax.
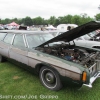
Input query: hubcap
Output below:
<box><xmin>45</xmin><ymin>72</ymin><xmax>55</xmax><ymax>84</ymax></box>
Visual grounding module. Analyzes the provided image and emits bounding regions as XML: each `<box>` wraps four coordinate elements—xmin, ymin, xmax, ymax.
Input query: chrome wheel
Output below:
<box><xmin>39</xmin><ymin>67</ymin><xmax>62</xmax><ymax>91</ymax></box>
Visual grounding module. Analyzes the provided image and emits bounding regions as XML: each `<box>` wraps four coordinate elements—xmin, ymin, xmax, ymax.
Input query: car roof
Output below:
<box><xmin>0</xmin><ymin>30</ymin><xmax>49</xmax><ymax>35</ymax></box>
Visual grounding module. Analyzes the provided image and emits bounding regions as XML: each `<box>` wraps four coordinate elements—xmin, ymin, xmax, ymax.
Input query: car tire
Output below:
<box><xmin>39</xmin><ymin>66</ymin><xmax>62</xmax><ymax>91</ymax></box>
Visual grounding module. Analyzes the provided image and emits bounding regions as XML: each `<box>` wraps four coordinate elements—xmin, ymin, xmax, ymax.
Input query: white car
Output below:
<box><xmin>72</xmin><ymin>31</ymin><xmax>100</xmax><ymax>49</ymax></box>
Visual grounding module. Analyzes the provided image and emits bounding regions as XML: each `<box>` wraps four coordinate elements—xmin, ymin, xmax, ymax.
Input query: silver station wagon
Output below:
<box><xmin>0</xmin><ymin>21</ymin><xmax>100</xmax><ymax>91</ymax></box>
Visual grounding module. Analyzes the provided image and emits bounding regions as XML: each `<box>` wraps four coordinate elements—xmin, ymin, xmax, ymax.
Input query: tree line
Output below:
<box><xmin>0</xmin><ymin>13</ymin><xmax>100</xmax><ymax>26</ymax></box>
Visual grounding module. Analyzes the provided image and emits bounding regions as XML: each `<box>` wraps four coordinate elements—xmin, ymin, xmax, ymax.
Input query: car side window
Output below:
<box><xmin>26</xmin><ymin>34</ymin><xmax>45</xmax><ymax>48</ymax></box>
<box><xmin>0</xmin><ymin>33</ymin><xmax>7</xmax><ymax>41</ymax></box>
<box><xmin>4</xmin><ymin>33</ymin><xmax>14</xmax><ymax>44</ymax></box>
<box><xmin>13</xmin><ymin>34</ymin><xmax>25</xmax><ymax>48</ymax></box>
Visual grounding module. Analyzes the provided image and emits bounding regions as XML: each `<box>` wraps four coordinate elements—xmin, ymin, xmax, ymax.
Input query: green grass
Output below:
<box><xmin>0</xmin><ymin>61</ymin><xmax>100</xmax><ymax>100</ymax></box>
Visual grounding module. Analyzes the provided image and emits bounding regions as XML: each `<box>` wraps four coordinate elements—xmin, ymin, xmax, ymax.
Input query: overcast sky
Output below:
<box><xmin>0</xmin><ymin>0</ymin><xmax>100</xmax><ymax>19</ymax></box>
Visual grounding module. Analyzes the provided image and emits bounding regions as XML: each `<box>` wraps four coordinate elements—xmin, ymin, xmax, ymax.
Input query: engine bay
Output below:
<box><xmin>36</xmin><ymin>43</ymin><xmax>100</xmax><ymax>68</ymax></box>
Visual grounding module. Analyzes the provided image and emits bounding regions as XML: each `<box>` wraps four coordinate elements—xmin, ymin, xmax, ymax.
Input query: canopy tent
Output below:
<box><xmin>45</xmin><ymin>25</ymin><xmax>57</xmax><ymax>30</ymax></box>
<box><xmin>8</xmin><ymin>22</ymin><xmax>19</xmax><ymax>26</ymax></box>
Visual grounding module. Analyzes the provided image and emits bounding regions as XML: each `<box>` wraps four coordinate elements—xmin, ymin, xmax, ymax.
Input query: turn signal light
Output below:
<box><xmin>82</xmin><ymin>71</ymin><xmax>87</xmax><ymax>82</ymax></box>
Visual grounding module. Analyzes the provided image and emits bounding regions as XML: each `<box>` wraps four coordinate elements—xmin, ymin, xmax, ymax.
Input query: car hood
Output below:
<box><xmin>38</xmin><ymin>21</ymin><xmax>100</xmax><ymax>47</ymax></box>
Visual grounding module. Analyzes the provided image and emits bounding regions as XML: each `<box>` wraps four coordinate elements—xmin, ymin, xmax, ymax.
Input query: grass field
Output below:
<box><xmin>0</xmin><ymin>61</ymin><xmax>100</xmax><ymax>100</ymax></box>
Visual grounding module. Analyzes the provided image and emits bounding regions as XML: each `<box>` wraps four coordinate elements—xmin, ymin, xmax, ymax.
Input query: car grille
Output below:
<box><xmin>89</xmin><ymin>63</ymin><xmax>97</xmax><ymax>77</ymax></box>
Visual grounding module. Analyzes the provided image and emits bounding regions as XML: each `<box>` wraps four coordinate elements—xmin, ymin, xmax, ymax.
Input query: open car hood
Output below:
<box><xmin>38</xmin><ymin>21</ymin><xmax>100</xmax><ymax>47</ymax></box>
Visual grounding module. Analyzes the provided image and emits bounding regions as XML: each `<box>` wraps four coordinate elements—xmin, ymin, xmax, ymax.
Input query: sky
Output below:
<box><xmin>0</xmin><ymin>0</ymin><xmax>100</xmax><ymax>19</ymax></box>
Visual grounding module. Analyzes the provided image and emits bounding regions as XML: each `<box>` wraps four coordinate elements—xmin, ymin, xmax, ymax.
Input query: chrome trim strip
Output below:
<box><xmin>11</xmin><ymin>34</ymin><xmax>15</xmax><ymax>45</ymax></box>
<box><xmin>83</xmin><ymin>71</ymin><xmax>100</xmax><ymax>87</ymax></box>
<box><xmin>24</xmin><ymin>34</ymin><xmax>29</xmax><ymax>48</ymax></box>
<box><xmin>23</xmin><ymin>34</ymin><xmax>27</xmax><ymax>48</ymax></box>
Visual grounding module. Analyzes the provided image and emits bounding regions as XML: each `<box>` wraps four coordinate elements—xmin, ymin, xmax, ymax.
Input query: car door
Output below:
<box><xmin>9</xmin><ymin>34</ymin><xmax>28</xmax><ymax>65</ymax></box>
<box><xmin>0</xmin><ymin>33</ymin><xmax>14</xmax><ymax>57</ymax></box>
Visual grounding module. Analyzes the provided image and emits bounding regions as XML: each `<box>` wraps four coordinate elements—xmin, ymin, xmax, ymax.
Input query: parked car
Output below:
<box><xmin>0</xmin><ymin>26</ymin><xmax>4</xmax><ymax>30</ymax></box>
<box><xmin>0</xmin><ymin>21</ymin><xmax>100</xmax><ymax>91</ymax></box>
<box><xmin>89</xmin><ymin>30</ymin><xmax>100</xmax><ymax>41</ymax></box>
<box><xmin>73</xmin><ymin>31</ymin><xmax>100</xmax><ymax>49</ymax></box>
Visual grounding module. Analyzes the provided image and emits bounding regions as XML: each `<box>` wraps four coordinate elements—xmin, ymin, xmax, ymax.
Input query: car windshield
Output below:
<box><xmin>88</xmin><ymin>31</ymin><xmax>97</xmax><ymax>37</ymax></box>
<box><xmin>82</xmin><ymin>34</ymin><xmax>91</xmax><ymax>40</ymax></box>
<box><xmin>26</xmin><ymin>33</ymin><xmax>53</xmax><ymax>48</ymax></box>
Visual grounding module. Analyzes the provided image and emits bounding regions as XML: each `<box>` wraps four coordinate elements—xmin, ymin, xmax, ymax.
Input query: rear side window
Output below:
<box><xmin>26</xmin><ymin>34</ymin><xmax>53</xmax><ymax>48</ymax></box>
<box><xmin>26</xmin><ymin>34</ymin><xmax>44</xmax><ymax>48</ymax></box>
<box><xmin>13</xmin><ymin>34</ymin><xmax>25</xmax><ymax>48</ymax></box>
<box><xmin>4</xmin><ymin>33</ymin><xmax>14</xmax><ymax>44</ymax></box>
<box><xmin>0</xmin><ymin>33</ymin><xmax>7</xmax><ymax>41</ymax></box>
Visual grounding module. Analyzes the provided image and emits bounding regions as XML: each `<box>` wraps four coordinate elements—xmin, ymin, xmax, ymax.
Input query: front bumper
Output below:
<box><xmin>83</xmin><ymin>71</ymin><xmax>100</xmax><ymax>87</ymax></box>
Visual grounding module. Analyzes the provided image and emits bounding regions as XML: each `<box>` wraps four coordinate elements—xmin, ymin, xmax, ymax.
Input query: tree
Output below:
<box><xmin>63</xmin><ymin>15</ymin><xmax>73</xmax><ymax>24</ymax></box>
<box><xmin>0</xmin><ymin>18</ymin><xmax>11</xmax><ymax>24</ymax></box>
<box><xmin>95</xmin><ymin>13</ymin><xmax>100</xmax><ymax>21</ymax></box>
<box><xmin>23</xmin><ymin>16</ymin><xmax>33</xmax><ymax>26</ymax></box>
<box><xmin>54</xmin><ymin>19</ymin><xmax>60</xmax><ymax>26</ymax></box>
<box><xmin>57</xmin><ymin>15</ymin><xmax>72</xmax><ymax>24</ymax></box>
<box><xmin>58</xmin><ymin>16</ymin><xmax>64</xmax><ymax>24</ymax></box>
<box><xmin>71</xmin><ymin>15</ymin><xmax>81</xmax><ymax>25</ymax></box>
<box><xmin>48</xmin><ymin>16</ymin><xmax>56</xmax><ymax>25</ymax></box>
<box><xmin>17</xmin><ymin>18</ymin><xmax>23</xmax><ymax>25</ymax></box>
<box><xmin>32</xmin><ymin>16</ymin><xmax>44</xmax><ymax>25</ymax></box>
<box><xmin>11</xmin><ymin>18</ymin><xmax>19</xmax><ymax>24</ymax></box>
<box><xmin>0</xmin><ymin>18</ymin><xmax>1</xmax><ymax>24</ymax></box>
<box><xmin>80</xmin><ymin>13</ymin><xmax>93</xmax><ymax>25</ymax></box>
<box><xmin>0</xmin><ymin>14</ymin><xmax>94</xmax><ymax>26</ymax></box>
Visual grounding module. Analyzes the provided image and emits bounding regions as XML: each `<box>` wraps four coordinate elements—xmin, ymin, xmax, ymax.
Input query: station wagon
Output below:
<box><xmin>0</xmin><ymin>21</ymin><xmax>100</xmax><ymax>91</ymax></box>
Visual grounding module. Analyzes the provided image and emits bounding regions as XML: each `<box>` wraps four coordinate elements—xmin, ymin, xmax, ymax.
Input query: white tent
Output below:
<box><xmin>45</xmin><ymin>25</ymin><xmax>57</xmax><ymax>30</ymax></box>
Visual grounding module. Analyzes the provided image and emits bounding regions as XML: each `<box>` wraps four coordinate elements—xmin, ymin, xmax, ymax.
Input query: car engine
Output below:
<box><xmin>36</xmin><ymin>43</ymin><xmax>100</xmax><ymax>68</ymax></box>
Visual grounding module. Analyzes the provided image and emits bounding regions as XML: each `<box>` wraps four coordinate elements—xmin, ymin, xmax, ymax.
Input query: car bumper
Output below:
<box><xmin>83</xmin><ymin>71</ymin><xmax>100</xmax><ymax>88</ymax></box>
